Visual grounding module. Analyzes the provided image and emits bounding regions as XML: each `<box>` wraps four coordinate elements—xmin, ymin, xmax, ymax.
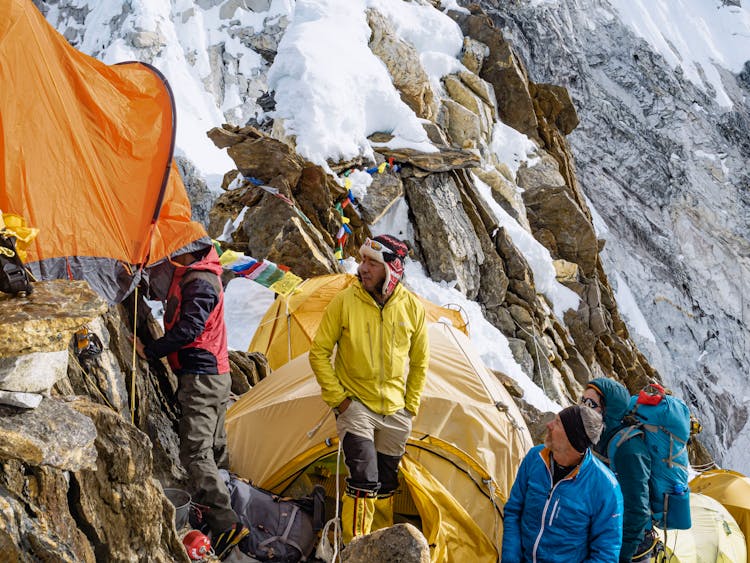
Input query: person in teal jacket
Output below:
<box><xmin>584</xmin><ymin>378</ymin><xmax>657</xmax><ymax>562</ymax></box>
<box><xmin>502</xmin><ymin>405</ymin><xmax>623</xmax><ymax>562</ymax></box>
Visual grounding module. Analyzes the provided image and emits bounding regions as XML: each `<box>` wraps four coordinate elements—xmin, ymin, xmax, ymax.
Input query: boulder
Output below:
<box><xmin>342</xmin><ymin>523</ymin><xmax>430</xmax><ymax>563</ymax></box>
<box><xmin>374</xmin><ymin>146</ymin><xmax>481</xmax><ymax>173</ymax></box>
<box><xmin>522</xmin><ymin>185</ymin><xmax>599</xmax><ymax>277</ymax></box>
<box><xmin>0</xmin><ymin>398</ymin><xmax>96</xmax><ymax>471</ymax></box>
<box><xmin>443</xmin><ymin>98</ymin><xmax>482</xmax><ymax>148</ymax></box>
<box><xmin>0</xmin><ymin>350</ymin><xmax>67</xmax><ymax>395</ymax></box>
<box><xmin>228</xmin><ymin>350</ymin><xmax>269</xmax><ymax>394</ymax></box>
<box><xmin>356</xmin><ymin>169</ymin><xmax>405</xmax><ymax>226</ymax></box>
<box><xmin>516</xmin><ymin>151</ymin><xmax>567</xmax><ymax>192</ymax></box>
<box><xmin>0</xmin><ymin>280</ymin><xmax>107</xmax><ymax>357</ymax></box>
<box><xmin>460</xmin><ymin>36</ymin><xmax>490</xmax><ymax>74</ymax></box>
<box><xmin>242</xmin><ymin>192</ymin><xmax>339</xmax><ymax>278</ymax></box>
<box><xmin>531</xmin><ymin>82</ymin><xmax>579</xmax><ymax>136</ymax></box>
<box><xmin>471</xmin><ymin>167</ymin><xmax>529</xmax><ymax>229</ymax></box>
<box><xmin>207</xmin><ymin>125</ymin><xmax>304</xmax><ymax>188</ymax></box>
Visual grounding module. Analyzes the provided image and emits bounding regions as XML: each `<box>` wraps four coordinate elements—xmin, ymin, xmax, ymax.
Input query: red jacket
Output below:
<box><xmin>145</xmin><ymin>248</ymin><xmax>229</xmax><ymax>375</ymax></box>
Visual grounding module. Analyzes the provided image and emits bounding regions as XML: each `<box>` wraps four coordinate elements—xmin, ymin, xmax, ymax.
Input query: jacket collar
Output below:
<box><xmin>539</xmin><ymin>446</ymin><xmax>591</xmax><ymax>481</ymax></box>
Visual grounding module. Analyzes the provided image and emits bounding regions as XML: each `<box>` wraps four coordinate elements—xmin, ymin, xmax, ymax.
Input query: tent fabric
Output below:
<box><xmin>690</xmin><ymin>469</ymin><xmax>750</xmax><ymax>563</ymax></box>
<box><xmin>248</xmin><ymin>273</ymin><xmax>468</xmax><ymax>370</ymax></box>
<box><xmin>0</xmin><ymin>0</ymin><xmax>207</xmax><ymax>303</ymax></box>
<box><xmin>657</xmin><ymin>493</ymin><xmax>747</xmax><ymax>563</ymax></box>
<box><xmin>400</xmin><ymin>455</ymin><xmax>496</xmax><ymax>563</ymax></box>
<box><xmin>227</xmin><ymin>321</ymin><xmax>533</xmax><ymax>562</ymax></box>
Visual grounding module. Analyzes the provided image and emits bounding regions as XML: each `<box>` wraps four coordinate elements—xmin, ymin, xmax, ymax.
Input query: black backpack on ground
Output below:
<box><xmin>0</xmin><ymin>233</ymin><xmax>32</xmax><ymax>296</ymax></box>
<box><xmin>222</xmin><ymin>472</ymin><xmax>325</xmax><ymax>562</ymax></box>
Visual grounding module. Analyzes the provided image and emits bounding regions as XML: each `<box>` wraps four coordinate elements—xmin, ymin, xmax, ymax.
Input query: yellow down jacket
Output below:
<box><xmin>310</xmin><ymin>280</ymin><xmax>429</xmax><ymax>416</ymax></box>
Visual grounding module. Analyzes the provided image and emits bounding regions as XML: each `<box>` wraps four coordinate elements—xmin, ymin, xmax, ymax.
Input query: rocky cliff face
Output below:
<box><xmin>477</xmin><ymin>0</ymin><xmax>750</xmax><ymax>468</ymax></box>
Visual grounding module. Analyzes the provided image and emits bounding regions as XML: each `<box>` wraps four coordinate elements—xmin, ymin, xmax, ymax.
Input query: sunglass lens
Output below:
<box><xmin>581</xmin><ymin>397</ymin><xmax>599</xmax><ymax>409</ymax></box>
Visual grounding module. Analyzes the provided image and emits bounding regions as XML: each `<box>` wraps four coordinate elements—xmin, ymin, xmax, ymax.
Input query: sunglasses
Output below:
<box><xmin>580</xmin><ymin>396</ymin><xmax>601</xmax><ymax>410</ymax></box>
<box><xmin>364</xmin><ymin>238</ymin><xmax>394</xmax><ymax>254</ymax></box>
<box><xmin>363</xmin><ymin>237</ymin><xmax>402</xmax><ymax>263</ymax></box>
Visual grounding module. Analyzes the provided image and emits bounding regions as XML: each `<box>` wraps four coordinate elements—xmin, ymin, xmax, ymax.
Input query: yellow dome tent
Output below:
<box><xmin>657</xmin><ymin>492</ymin><xmax>746</xmax><ymax>562</ymax></box>
<box><xmin>690</xmin><ymin>469</ymin><xmax>750</xmax><ymax>562</ymax></box>
<box><xmin>248</xmin><ymin>273</ymin><xmax>467</xmax><ymax>370</ymax></box>
<box><xmin>227</xmin><ymin>321</ymin><xmax>532</xmax><ymax>562</ymax></box>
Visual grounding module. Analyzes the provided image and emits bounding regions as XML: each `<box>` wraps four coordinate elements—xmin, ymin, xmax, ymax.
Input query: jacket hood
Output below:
<box><xmin>181</xmin><ymin>246</ymin><xmax>223</xmax><ymax>277</ymax></box>
<box><xmin>588</xmin><ymin>378</ymin><xmax>630</xmax><ymax>436</ymax></box>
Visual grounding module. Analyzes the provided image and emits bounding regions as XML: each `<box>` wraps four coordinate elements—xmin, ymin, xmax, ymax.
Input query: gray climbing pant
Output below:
<box><xmin>177</xmin><ymin>372</ymin><xmax>237</xmax><ymax>534</ymax></box>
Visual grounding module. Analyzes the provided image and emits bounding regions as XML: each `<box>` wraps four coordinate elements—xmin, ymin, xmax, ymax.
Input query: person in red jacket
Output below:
<box><xmin>136</xmin><ymin>246</ymin><xmax>247</xmax><ymax>560</ymax></box>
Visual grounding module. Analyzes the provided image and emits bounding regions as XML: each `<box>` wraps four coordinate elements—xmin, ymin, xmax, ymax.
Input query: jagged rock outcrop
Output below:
<box><xmin>0</xmin><ymin>280</ymin><xmax>188</xmax><ymax>560</ymax></box>
<box><xmin>0</xmin><ymin>399</ymin><xmax>96</xmax><ymax>471</ymax></box>
<box><xmin>442</xmin><ymin>6</ymin><xmax>656</xmax><ymax>404</ymax></box>
<box><xmin>367</xmin><ymin>8</ymin><xmax>436</xmax><ymax>120</ymax></box>
<box><xmin>70</xmin><ymin>400</ymin><xmax>187</xmax><ymax>562</ymax></box>
<box><xmin>207</xmin><ymin>125</ymin><xmax>367</xmax><ymax>277</ymax></box>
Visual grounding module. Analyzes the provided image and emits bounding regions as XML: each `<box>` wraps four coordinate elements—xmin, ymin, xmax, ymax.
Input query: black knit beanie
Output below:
<box><xmin>559</xmin><ymin>405</ymin><xmax>592</xmax><ymax>454</ymax></box>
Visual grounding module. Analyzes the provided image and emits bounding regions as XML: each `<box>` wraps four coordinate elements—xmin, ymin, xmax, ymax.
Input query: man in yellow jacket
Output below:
<box><xmin>310</xmin><ymin>234</ymin><xmax>429</xmax><ymax>543</ymax></box>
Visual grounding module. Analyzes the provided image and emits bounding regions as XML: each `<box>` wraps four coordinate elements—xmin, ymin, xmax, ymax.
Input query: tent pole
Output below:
<box><xmin>130</xmin><ymin>285</ymin><xmax>139</xmax><ymax>424</ymax></box>
<box><xmin>286</xmin><ymin>297</ymin><xmax>292</xmax><ymax>364</ymax></box>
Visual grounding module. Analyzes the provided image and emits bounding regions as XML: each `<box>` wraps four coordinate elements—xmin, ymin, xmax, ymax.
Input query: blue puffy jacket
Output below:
<box><xmin>502</xmin><ymin>445</ymin><xmax>623</xmax><ymax>562</ymax></box>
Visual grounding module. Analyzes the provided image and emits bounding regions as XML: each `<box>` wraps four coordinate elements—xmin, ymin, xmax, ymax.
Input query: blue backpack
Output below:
<box><xmin>607</xmin><ymin>383</ymin><xmax>692</xmax><ymax>530</ymax></box>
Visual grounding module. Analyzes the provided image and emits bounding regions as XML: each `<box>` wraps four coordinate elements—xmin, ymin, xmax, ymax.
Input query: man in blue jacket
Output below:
<box><xmin>584</xmin><ymin>378</ymin><xmax>660</xmax><ymax>562</ymax></box>
<box><xmin>502</xmin><ymin>404</ymin><xmax>623</xmax><ymax>562</ymax></box>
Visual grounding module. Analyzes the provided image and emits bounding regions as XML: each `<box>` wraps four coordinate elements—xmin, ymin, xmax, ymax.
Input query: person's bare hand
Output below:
<box><xmin>337</xmin><ymin>398</ymin><xmax>352</xmax><ymax>414</ymax></box>
<box><xmin>130</xmin><ymin>335</ymin><xmax>147</xmax><ymax>360</ymax></box>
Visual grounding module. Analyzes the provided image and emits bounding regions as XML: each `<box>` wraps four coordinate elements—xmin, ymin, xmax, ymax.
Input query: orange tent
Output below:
<box><xmin>248</xmin><ymin>273</ymin><xmax>468</xmax><ymax>370</ymax></box>
<box><xmin>0</xmin><ymin>0</ymin><xmax>208</xmax><ymax>302</ymax></box>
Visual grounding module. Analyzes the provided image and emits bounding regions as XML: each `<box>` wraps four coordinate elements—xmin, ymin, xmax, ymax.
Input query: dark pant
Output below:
<box><xmin>342</xmin><ymin>433</ymin><xmax>402</xmax><ymax>495</ymax></box>
<box><xmin>177</xmin><ymin>372</ymin><xmax>237</xmax><ymax>534</ymax></box>
<box><xmin>337</xmin><ymin>402</ymin><xmax>412</xmax><ymax>496</ymax></box>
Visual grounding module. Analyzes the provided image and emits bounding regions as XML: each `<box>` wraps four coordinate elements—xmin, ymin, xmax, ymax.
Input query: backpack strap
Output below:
<box><xmin>639</xmin><ymin>424</ymin><xmax>689</xmax><ymax>471</ymax></box>
<box><xmin>312</xmin><ymin>485</ymin><xmax>326</xmax><ymax>532</ymax></box>
<box><xmin>258</xmin><ymin>504</ymin><xmax>308</xmax><ymax>560</ymax></box>
<box><xmin>181</xmin><ymin>269</ymin><xmax>222</xmax><ymax>294</ymax></box>
<box><xmin>606</xmin><ymin>426</ymin><xmax>644</xmax><ymax>474</ymax></box>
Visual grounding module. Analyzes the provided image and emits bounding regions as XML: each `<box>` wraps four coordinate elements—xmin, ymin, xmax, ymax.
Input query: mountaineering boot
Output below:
<box><xmin>212</xmin><ymin>523</ymin><xmax>249</xmax><ymax>560</ymax></box>
<box><xmin>371</xmin><ymin>494</ymin><xmax>394</xmax><ymax>531</ymax></box>
<box><xmin>341</xmin><ymin>491</ymin><xmax>375</xmax><ymax>544</ymax></box>
<box><xmin>631</xmin><ymin>529</ymin><xmax>664</xmax><ymax>562</ymax></box>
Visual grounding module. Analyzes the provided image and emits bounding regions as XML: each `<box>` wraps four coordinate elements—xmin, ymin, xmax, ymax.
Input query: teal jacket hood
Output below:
<box><xmin>588</xmin><ymin>377</ymin><xmax>630</xmax><ymax>446</ymax></box>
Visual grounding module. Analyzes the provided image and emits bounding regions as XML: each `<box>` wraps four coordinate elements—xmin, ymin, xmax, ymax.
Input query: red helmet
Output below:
<box><xmin>182</xmin><ymin>530</ymin><xmax>211</xmax><ymax>560</ymax></box>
